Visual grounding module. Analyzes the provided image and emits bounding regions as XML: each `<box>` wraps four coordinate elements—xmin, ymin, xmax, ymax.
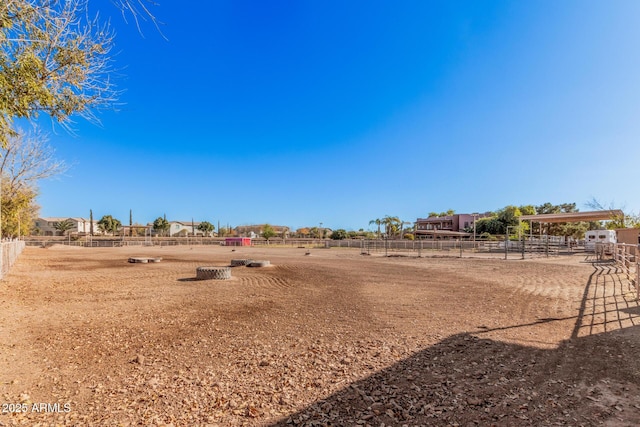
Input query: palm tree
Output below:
<box><xmin>53</xmin><ymin>219</ymin><xmax>75</xmax><ymax>236</ymax></box>
<box><xmin>382</xmin><ymin>215</ymin><xmax>400</xmax><ymax>239</ymax></box>
<box><xmin>369</xmin><ymin>218</ymin><xmax>382</xmax><ymax>239</ymax></box>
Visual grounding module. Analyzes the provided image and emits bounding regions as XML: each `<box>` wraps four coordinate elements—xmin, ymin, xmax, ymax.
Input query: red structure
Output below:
<box><xmin>225</xmin><ymin>237</ymin><xmax>252</xmax><ymax>246</ymax></box>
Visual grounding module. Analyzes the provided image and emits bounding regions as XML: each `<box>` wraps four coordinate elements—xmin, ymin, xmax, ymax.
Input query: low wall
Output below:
<box><xmin>1</xmin><ymin>240</ymin><xmax>26</xmax><ymax>279</ymax></box>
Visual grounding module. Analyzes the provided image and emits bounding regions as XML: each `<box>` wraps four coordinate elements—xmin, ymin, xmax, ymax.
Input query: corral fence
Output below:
<box><xmin>598</xmin><ymin>242</ymin><xmax>639</xmax><ymax>300</ymax></box>
<box><xmin>23</xmin><ymin>236</ymin><xmax>574</xmax><ymax>259</ymax></box>
<box><xmin>353</xmin><ymin>237</ymin><xmax>569</xmax><ymax>259</ymax></box>
<box><xmin>24</xmin><ymin>237</ymin><xmax>227</xmax><ymax>248</ymax></box>
<box><xmin>1</xmin><ymin>240</ymin><xmax>26</xmax><ymax>279</ymax></box>
<box><xmin>25</xmin><ymin>237</ymin><xmax>336</xmax><ymax>248</ymax></box>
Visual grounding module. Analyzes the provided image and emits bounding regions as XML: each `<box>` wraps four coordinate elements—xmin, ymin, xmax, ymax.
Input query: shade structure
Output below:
<box><xmin>519</xmin><ymin>210</ymin><xmax>624</xmax><ymax>224</ymax></box>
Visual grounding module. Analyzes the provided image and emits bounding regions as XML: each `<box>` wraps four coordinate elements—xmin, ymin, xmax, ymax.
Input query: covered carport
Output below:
<box><xmin>519</xmin><ymin>209</ymin><xmax>625</xmax><ymax>240</ymax></box>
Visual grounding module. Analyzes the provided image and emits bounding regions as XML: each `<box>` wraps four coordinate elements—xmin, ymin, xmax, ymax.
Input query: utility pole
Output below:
<box><xmin>472</xmin><ymin>213</ymin><xmax>478</xmax><ymax>250</ymax></box>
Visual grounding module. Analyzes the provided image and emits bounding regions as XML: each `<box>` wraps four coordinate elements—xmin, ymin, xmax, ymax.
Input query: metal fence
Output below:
<box><xmin>353</xmin><ymin>238</ymin><xmax>568</xmax><ymax>259</ymax></box>
<box><xmin>1</xmin><ymin>240</ymin><xmax>26</xmax><ymax>279</ymax></box>
<box><xmin>24</xmin><ymin>237</ymin><xmax>332</xmax><ymax>248</ymax></box>
<box><xmin>22</xmin><ymin>236</ymin><xmax>572</xmax><ymax>258</ymax></box>
<box><xmin>601</xmin><ymin>242</ymin><xmax>639</xmax><ymax>300</ymax></box>
<box><xmin>24</xmin><ymin>237</ymin><xmax>226</xmax><ymax>248</ymax></box>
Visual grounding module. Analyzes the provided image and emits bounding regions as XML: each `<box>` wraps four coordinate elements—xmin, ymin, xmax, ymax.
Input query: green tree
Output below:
<box><xmin>53</xmin><ymin>219</ymin><xmax>75</xmax><ymax>236</ymax></box>
<box><xmin>153</xmin><ymin>216</ymin><xmax>169</xmax><ymax>237</ymax></box>
<box><xmin>474</xmin><ymin>216</ymin><xmax>502</xmax><ymax>235</ymax></box>
<box><xmin>586</xmin><ymin>198</ymin><xmax>640</xmax><ymax>229</ymax></box>
<box><xmin>0</xmin><ymin>0</ymin><xmax>119</xmax><ymax>146</ymax></box>
<box><xmin>519</xmin><ymin>205</ymin><xmax>536</xmax><ymax>216</ymax></box>
<box><xmin>97</xmin><ymin>215</ymin><xmax>121</xmax><ymax>235</ymax></box>
<box><xmin>197</xmin><ymin>221</ymin><xmax>215</xmax><ymax>237</ymax></box>
<box><xmin>428</xmin><ymin>209</ymin><xmax>455</xmax><ymax>218</ymax></box>
<box><xmin>496</xmin><ymin>206</ymin><xmax>522</xmax><ymax>235</ymax></box>
<box><xmin>534</xmin><ymin>202</ymin><xmax>581</xmax><ymax>235</ymax></box>
<box><xmin>1</xmin><ymin>181</ymin><xmax>37</xmax><ymax>238</ymax></box>
<box><xmin>330</xmin><ymin>229</ymin><xmax>348</xmax><ymax>240</ymax></box>
<box><xmin>261</xmin><ymin>224</ymin><xmax>276</xmax><ymax>242</ymax></box>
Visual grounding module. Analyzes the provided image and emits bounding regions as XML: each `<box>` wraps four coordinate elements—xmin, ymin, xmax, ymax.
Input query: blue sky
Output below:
<box><xmin>37</xmin><ymin>0</ymin><xmax>640</xmax><ymax>231</ymax></box>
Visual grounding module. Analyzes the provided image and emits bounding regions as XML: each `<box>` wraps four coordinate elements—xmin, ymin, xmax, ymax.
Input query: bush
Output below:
<box><xmin>330</xmin><ymin>229</ymin><xmax>348</xmax><ymax>240</ymax></box>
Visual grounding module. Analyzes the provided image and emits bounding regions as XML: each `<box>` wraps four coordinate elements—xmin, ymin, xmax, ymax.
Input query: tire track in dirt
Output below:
<box><xmin>240</xmin><ymin>275</ymin><xmax>294</xmax><ymax>290</ymax></box>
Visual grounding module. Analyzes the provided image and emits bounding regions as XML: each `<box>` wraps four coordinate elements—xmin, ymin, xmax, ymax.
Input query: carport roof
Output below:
<box><xmin>519</xmin><ymin>210</ymin><xmax>624</xmax><ymax>223</ymax></box>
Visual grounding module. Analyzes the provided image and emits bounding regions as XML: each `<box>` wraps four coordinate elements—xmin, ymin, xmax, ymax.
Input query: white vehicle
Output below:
<box><xmin>584</xmin><ymin>230</ymin><xmax>617</xmax><ymax>250</ymax></box>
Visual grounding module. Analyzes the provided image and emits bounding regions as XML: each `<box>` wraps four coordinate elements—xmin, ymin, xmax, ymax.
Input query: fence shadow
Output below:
<box><xmin>572</xmin><ymin>259</ymin><xmax>639</xmax><ymax>339</ymax></box>
<box><xmin>270</xmin><ymin>261</ymin><xmax>640</xmax><ymax>426</ymax></box>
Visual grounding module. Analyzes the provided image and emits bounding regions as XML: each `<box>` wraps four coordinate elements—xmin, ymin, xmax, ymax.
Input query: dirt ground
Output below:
<box><xmin>1</xmin><ymin>245</ymin><xmax>640</xmax><ymax>426</ymax></box>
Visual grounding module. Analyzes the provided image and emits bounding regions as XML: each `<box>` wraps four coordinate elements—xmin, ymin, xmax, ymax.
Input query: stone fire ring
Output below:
<box><xmin>196</xmin><ymin>266</ymin><xmax>232</xmax><ymax>280</ymax></box>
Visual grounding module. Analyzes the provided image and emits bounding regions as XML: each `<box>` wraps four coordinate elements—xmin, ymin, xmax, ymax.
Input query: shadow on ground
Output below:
<box><xmin>271</xmin><ymin>260</ymin><xmax>640</xmax><ymax>426</ymax></box>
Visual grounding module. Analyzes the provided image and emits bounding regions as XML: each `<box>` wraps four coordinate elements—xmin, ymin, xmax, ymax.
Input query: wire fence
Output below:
<box><xmin>1</xmin><ymin>240</ymin><xmax>25</xmax><ymax>279</ymax></box>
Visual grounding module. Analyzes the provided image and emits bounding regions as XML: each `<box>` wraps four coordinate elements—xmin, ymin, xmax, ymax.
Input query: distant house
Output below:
<box><xmin>34</xmin><ymin>217</ymin><xmax>100</xmax><ymax>236</ymax></box>
<box><xmin>234</xmin><ymin>224</ymin><xmax>291</xmax><ymax>239</ymax></box>
<box><xmin>168</xmin><ymin>221</ymin><xmax>203</xmax><ymax>237</ymax></box>
<box><xmin>414</xmin><ymin>213</ymin><xmax>489</xmax><ymax>239</ymax></box>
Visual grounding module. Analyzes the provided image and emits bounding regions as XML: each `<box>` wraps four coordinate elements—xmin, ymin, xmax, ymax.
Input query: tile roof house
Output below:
<box><xmin>34</xmin><ymin>217</ymin><xmax>101</xmax><ymax>236</ymax></box>
<box><xmin>414</xmin><ymin>213</ymin><xmax>489</xmax><ymax>239</ymax></box>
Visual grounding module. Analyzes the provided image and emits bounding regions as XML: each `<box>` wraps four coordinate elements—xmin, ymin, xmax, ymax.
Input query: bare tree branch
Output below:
<box><xmin>1</xmin><ymin>0</ymin><xmax>121</xmax><ymax>145</ymax></box>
